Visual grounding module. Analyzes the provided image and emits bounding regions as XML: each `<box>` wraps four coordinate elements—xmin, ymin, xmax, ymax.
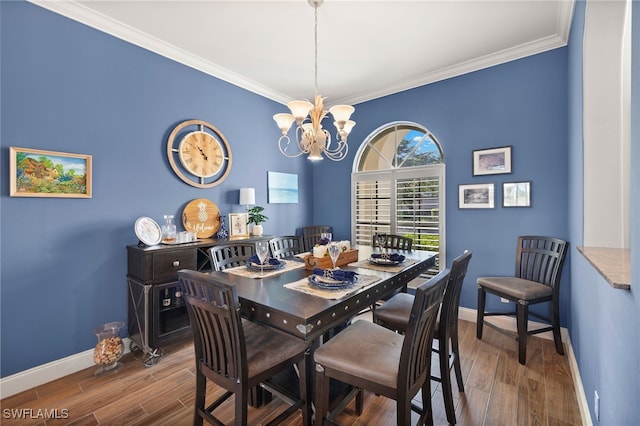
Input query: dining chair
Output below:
<box><xmin>269</xmin><ymin>235</ymin><xmax>304</xmax><ymax>259</ymax></box>
<box><xmin>208</xmin><ymin>242</ymin><xmax>255</xmax><ymax>271</ymax></box>
<box><xmin>372</xmin><ymin>233</ymin><xmax>413</xmax><ymax>251</ymax></box>
<box><xmin>476</xmin><ymin>236</ymin><xmax>569</xmax><ymax>364</ymax></box>
<box><xmin>313</xmin><ymin>270</ymin><xmax>449</xmax><ymax>426</ymax></box>
<box><xmin>373</xmin><ymin>250</ymin><xmax>472</xmax><ymax>424</ymax></box>
<box><xmin>301</xmin><ymin>225</ymin><xmax>333</xmax><ymax>252</ymax></box>
<box><xmin>178</xmin><ymin>269</ymin><xmax>310</xmax><ymax>426</ymax></box>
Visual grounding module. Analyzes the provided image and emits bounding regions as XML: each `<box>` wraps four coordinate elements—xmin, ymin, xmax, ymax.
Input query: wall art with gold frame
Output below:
<box><xmin>10</xmin><ymin>147</ymin><xmax>92</xmax><ymax>198</ymax></box>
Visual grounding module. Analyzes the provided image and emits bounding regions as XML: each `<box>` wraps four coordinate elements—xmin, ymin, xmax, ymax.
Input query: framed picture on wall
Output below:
<box><xmin>459</xmin><ymin>183</ymin><xmax>495</xmax><ymax>209</ymax></box>
<box><xmin>472</xmin><ymin>146</ymin><xmax>512</xmax><ymax>176</ymax></box>
<box><xmin>503</xmin><ymin>181</ymin><xmax>531</xmax><ymax>207</ymax></box>
<box><xmin>229</xmin><ymin>213</ymin><xmax>249</xmax><ymax>238</ymax></box>
<box><xmin>9</xmin><ymin>147</ymin><xmax>92</xmax><ymax>198</ymax></box>
<box><xmin>268</xmin><ymin>171</ymin><xmax>299</xmax><ymax>203</ymax></box>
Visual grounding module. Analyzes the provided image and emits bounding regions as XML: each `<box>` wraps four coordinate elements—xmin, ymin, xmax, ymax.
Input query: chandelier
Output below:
<box><xmin>273</xmin><ymin>0</ymin><xmax>355</xmax><ymax>161</ymax></box>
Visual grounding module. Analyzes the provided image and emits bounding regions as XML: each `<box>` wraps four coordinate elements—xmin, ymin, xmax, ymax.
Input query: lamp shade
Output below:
<box><xmin>239</xmin><ymin>188</ymin><xmax>255</xmax><ymax>206</ymax></box>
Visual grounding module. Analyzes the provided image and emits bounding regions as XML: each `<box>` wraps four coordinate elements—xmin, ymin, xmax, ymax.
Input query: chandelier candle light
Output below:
<box><xmin>273</xmin><ymin>0</ymin><xmax>355</xmax><ymax>161</ymax></box>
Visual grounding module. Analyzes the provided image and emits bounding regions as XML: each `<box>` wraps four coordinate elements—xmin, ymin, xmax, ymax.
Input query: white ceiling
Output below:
<box><xmin>30</xmin><ymin>0</ymin><xmax>574</xmax><ymax>106</ymax></box>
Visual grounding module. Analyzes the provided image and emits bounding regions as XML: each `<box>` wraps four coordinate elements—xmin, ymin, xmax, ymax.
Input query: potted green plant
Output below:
<box><xmin>247</xmin><ymin>206</ymin><xmax>268</xmax><ymax>236</ymax></box>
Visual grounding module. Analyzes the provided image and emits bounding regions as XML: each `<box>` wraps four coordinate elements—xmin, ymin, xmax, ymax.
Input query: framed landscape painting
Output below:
<box><xmin>459</xmin><ymin>183</ymin><xmax>495</xmax><ymax>209</ymax></box>
<box><xmin>472</xmin><ymin>146</ymin><xmax>512</xmax><ymax>176</ymax></box>
<box><xmin>10</xmin><ymin>147</ymin><xmax>92</xmax><ymax>198</ymax></box>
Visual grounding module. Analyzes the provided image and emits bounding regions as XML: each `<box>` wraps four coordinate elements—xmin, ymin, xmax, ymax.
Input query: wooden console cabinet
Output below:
<box><xmin>126</xmin><ymin>236</ymin><xmax>272</xmax><ymax>365</ymax></box>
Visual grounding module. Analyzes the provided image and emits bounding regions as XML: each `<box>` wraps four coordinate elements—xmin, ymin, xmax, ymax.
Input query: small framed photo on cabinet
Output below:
<box><xmin>229</xmin><ymin>213</ymin><xmax>249</xmax><ymax>238</ymax></box>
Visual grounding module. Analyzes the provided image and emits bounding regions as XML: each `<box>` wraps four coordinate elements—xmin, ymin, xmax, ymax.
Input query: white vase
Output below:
<box><xmin>252</xmin><ymin>224</ymin><xmax>263</xmax><ymax>236</ymax></box>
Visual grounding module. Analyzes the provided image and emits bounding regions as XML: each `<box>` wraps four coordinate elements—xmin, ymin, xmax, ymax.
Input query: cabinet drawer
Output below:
<box><xmin>153</xmin><ymin>250</ymin><xmax>196</xmax><ymax>282</ymax></box>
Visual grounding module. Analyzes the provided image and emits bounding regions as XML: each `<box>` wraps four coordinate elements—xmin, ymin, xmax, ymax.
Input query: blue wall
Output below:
<box><xmin>566</xmin><ymin>1</ymin><xmax>640</xmax><ymax>424</ymax></box>
<box><xmin>0</xmin><ymin>1</ymin><xmax>313</xmax><ymax>376</ymax></box>
<box><xmin>312</xmin><ymin>48</ymin><xmax>570</xmax><ymax>316</ymax></box>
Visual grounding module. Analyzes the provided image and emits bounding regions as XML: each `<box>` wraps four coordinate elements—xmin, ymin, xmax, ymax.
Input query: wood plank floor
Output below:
<box><xmin>1</xmin><ymin>319</ymin><xmax>582</xmax><ymax>425</ymax></box>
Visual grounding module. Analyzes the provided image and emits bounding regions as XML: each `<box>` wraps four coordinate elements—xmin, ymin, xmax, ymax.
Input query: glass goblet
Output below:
<box><xmin>256</xmin><ymin>241</ymin><xmax>269</xmax><ymax>278</ymax></box>
<box><xmin>328</xmin><ymin>242</ymin><xmax>340</xmax><ymax>270</ymax></box>
<box><xmin>376</xmin><ymin>234</ymin><xmax>387</xmax><ymax>252</ymax></box>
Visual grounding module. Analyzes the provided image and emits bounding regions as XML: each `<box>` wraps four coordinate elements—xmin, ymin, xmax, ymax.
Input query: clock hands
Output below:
<box><xmin>184</xmin><ymin>140</ymin><xmax>209</xmax><ymax>160</ymax></box>
<box><xmin>196</xmin><ymin>146</ymin><xmax>208</xmax><ymax>161</ymax></box>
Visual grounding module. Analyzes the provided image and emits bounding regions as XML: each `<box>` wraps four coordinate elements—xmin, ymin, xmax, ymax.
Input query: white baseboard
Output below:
<box><xmin>459</xmin><ymin>307</ymin><xmax>592</xmax><ymax>426</ymax></box>
<box><xmin>0</xmin><ymin>338</ymin><xmax>132</xmax><ymax>400</ymax></box>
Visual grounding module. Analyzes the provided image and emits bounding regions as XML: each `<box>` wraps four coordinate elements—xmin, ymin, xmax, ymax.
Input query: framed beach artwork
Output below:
<box><xmin>472</xmin><ymin>146</ymin><xmax>512</xmax><ymax>176</ymax></box>
<box><xmin>459</xmin><ymin>183</ymin><xmax>495</xmax><ymax>209</ymax></box>
<box><xmin>10</xmin><ymin>147</ymin><xmax>92</xmax><ymax>198</ymax></box>
<box><xmin>268</xmin><ymin>171</ymin><xmax>299</xmax><ymax>203</ymax></box>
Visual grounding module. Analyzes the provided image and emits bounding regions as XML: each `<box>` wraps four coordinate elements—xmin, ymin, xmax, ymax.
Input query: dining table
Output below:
<box><xmin>205</xmin><ymin>245</ymin><xmax>438</xmax><ymax>420</ymax></box>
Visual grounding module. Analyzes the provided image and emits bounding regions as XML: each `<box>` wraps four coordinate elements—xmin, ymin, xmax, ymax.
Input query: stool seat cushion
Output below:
<box><xmin>242</xmin><ymin>319</ymin><xmax>310</xmax><ymax>377</ymax></box>
<box><xmin>476</xmin><ymin>277</ymin><xmax>552</xmax><ymax>301</ymax></box>
<box><xmin>372</xmin><ymin>292</ymin><xmax>414</xmax><ymax>332</ymax></box>
<box><xmin>314</xmin><ymin>320</ymin><xmax>403</xmax><ymax>389</ymax></box>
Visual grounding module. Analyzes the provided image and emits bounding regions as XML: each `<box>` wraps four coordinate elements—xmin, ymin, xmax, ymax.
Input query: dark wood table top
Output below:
<box><xmin>208</xmin><ymin>246</ymin><xmax>438</xmax><ymax>342</ymax></box>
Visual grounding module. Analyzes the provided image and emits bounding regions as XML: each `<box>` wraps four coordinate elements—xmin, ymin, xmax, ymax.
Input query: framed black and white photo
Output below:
<box><xmin>503</xmin><ymin>181</ymin><xmax>531</xmax><ymax>207</ymax></box>
<box><xmin>459</xmin><ymin>183</ymin><xmax>495</xmax><ymax>209</ymax></box>
<box><xmin>472</xmin><ymin>146</ymin><xmax>512</xmax><ymax>176</ymax></box>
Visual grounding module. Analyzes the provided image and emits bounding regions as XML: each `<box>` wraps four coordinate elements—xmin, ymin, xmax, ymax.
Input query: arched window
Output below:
<box><xmin>351</xmin><ymin>122</ymin><xmax>445</xmax><ymax>272</ymax></box>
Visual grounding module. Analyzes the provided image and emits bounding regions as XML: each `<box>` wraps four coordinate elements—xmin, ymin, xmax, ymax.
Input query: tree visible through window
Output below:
<box><xmin>351</xmin><ymin>122</ymin><xmax>445</xmax><ymax>273</ymax></box>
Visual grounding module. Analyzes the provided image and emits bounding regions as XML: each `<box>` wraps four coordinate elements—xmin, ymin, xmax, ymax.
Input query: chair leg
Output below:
<box><xmin>450</xmin><ymin>325</ymin><xmax>464</xmax><ymax>392</ymax></box>
<box><xmin>420</xmin><ymin>380</ymin><xmax>434</xmax><ymax>426</ymax></box>
<box><xmin>194</xmin><ymin>370</ymin><xmax>206</xmax><ymax>426</ymax></box>
<box><xmin>297</xmin><ymin>357</ymin><xmax>310</xmax><ymax>426</ymax></box>
<box><xmin>397</xmin><ymin>394</ymin><xmax>412</xmax><ymax>426</ymax></box>
<box><xmin>236</xmin><ymin>386</ymin><xmax>249</xmax><ymax>426</ymax></box>
<box><xmin>517</xmin><ymin>301</ymin><xmax>528</xmax><ymax>365</ymax></box>
<box><xmin>439</xmin><ymin>336</ymin><xmax>456</xmax><ymax>424</ymax></box>
<box><xmin>314</xmin><ymin>365</ymin><xmax>329</xmax><ymax>426</ymax></box>
<box><xmin>552</xmin><ymin>298</ymin><xmax>565</xmax><ymax>356</ymax></box>
<box><xmin>476</xmin><ymin>286</ymin><xmax>486</xmax><ymax>339</ymax></box>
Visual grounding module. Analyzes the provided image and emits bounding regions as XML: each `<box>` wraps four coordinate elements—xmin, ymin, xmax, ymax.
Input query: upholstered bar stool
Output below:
<box><xmin>314</xmin><ymin>270</ymin><xmax>449</xmax><ymax>426</ymax></box>
<box><xmin>373</xmin><ymin>250</ymin><xmax>472</xmax><ymax>424</ymax></box>
<box><xmin>476</xmin><ymin>236</ymin><xmax>568</xmax><ymax>365</ymax></box>
<box><xmin>178</xmin><ymin>269</ymin><xmax>311</xmax><ymax>426</ymax></box>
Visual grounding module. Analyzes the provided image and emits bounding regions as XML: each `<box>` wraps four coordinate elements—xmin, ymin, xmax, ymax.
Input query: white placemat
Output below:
<box><xmin>283</xmin><ymin>274</ymin><xmax>381</xmax><ymax>300</ymax></box>
<box><xmin>224</xmin><ymin>259</ymin><xmax>305</xmax><ymax>279</ymax></box>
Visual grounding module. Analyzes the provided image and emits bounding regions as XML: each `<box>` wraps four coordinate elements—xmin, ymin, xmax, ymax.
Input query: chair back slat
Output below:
<box><xmin>209</xmin><ymin>243</ymin><xmax>256</xmax><ymax>271</ymax></box>
<box><xmin>269</xmin><ymin>236</ymin><xmax>304</xmax><ymax>259</ymax></box>
<box><xmin>516</xmin><ymin>236</ymin><xmax>568</xmax><ymax>289</ymax></box>
<box><xmin>179</xmin><ymin>270</ymin><xmax>247</xmax><ymax>382</ymax></box>
<box><xmin>301</xmin><ymin>226</ymin><xmax>333</xmax><ymax>252</ymax></box>
<box><xmin>399</xmin><ymin>269</ymin><xmax>449</xmax><ymax>395</ymax></box>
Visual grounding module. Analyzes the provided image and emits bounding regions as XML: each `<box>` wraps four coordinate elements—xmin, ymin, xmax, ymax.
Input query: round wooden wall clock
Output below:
<box><xmin>167</xmin><ymin>119</ymin><xmax>232</xmax><ymax>188</ymax></box>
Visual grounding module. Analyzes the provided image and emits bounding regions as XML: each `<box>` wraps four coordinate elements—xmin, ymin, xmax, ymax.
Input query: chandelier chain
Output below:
<box><xmin>314</xmin><ymin>2</ymin><xmax>319</xmax><ymax>98</ymax></box>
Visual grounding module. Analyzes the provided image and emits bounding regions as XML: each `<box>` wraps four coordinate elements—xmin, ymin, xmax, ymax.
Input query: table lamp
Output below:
<box><xmin>239</xmin><ymin>188</ymin><xmax>255</xmax><ymax>211</ymax></box>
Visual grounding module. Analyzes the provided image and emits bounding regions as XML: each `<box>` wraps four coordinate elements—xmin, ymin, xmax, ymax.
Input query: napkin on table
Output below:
<box><xmin>312</xmin><ymin>268</ymin><xmax>358</xmax><ymax>282</ymax></box>
<box><xmin>247</xmin><ymin>255</ymin><xmax>280</xmax><ymax>265</ymax></box>
<box><xmin>370</xmin><ymin>253</ymin><xmax>406</xmax><ymax>262</ymax></box>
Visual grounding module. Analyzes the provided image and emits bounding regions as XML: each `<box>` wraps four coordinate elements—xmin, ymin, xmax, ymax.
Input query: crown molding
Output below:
<box><xmin>28</xmin><ymin>0</ymin><xmax>574</xmax><ymax>107</ymax></box>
